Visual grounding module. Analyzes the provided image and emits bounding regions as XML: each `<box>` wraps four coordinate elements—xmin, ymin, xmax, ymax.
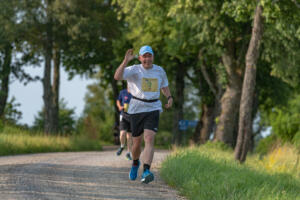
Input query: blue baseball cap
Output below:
<box><xmin>139</xmin><ymin>45</ymin><xmax>154</xmax><ymax>56</ymax></box>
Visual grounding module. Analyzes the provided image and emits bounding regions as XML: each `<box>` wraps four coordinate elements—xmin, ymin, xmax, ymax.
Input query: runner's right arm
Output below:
<box><xmin>114</xmin><ymin>49</ymin><xmax>135</xmax><ymax>80</ymax></box>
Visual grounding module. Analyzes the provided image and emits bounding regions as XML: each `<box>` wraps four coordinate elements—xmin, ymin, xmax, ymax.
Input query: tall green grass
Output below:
<box><xmin>161</xmin><ymin>143</ymin><xmax>300</xmax><ymax>200</ymax></box>
<box><xmin>0</xmin><ymin>125</ymin><xmax>102</xmax><ymax>156</ymax></box>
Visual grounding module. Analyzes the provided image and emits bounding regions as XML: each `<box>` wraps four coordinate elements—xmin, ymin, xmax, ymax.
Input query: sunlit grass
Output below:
<box><xmin>0</xmin><ymin>125</ymin><xmax>102</xmax><ymax>156</ymax></box>
<box><xmin>261</xmin><ymin>145</ymin><xmax>300</xmax><ymax>177</ymax></box>
<box><xmin>161</xmin><ymin>142</ymin><xmax>300</xmax><ymax>200</ymax></box>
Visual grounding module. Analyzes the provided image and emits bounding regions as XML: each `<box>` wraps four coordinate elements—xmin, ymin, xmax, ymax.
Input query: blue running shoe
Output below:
<box><xmin>141</xmin><ymin>169</ymin><xmax>154</xmax><ymax>184</ymax></box>
<box><xmin>129</xmin><ymin>161</ymin><xmax>140</xmax><ymax>180</ymax></box>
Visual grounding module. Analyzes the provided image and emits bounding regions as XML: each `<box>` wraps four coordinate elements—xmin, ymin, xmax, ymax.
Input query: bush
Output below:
<box><xmin>293</xmin><ymin>131</ymin><xmax>300</xmax><ymax>151</ymax></box>
<box><xmin>0</xmin><ymin>119</ymin><xmax>4</xmax><ymax>132</ymax></box>
<box><xmin>268</xmin><ymin>94</ymin><xmax>300</xmax><ymax>142</ymax></box>
<box><xmin>70</xmin><ymin>135</ymin><xmax>102</xmax><ymax>151</ymax></box>
<box><xmin>79</xmin><ymin>81</ymin><xmax>115</xmax><ymax>143</ymax></box>
<box><xmin>256</xmin><ymin>134</ymin><xmax>281</xmax><ymax>155</ymax></box>
<box><xmin>155</xmin><ymin>131</ymin><xmax>172</xmax><ymax>147</ymax></box>
<box><xmin>32</xmin><ymin>99</ymin><xmax>77</xmax><ymax>135</ymax></box>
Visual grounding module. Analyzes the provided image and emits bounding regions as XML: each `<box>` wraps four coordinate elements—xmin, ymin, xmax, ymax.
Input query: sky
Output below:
<box><xmin>9</xmin><ymin>66</ymin><xmax>95</xmax><ymax>126</ymax></box>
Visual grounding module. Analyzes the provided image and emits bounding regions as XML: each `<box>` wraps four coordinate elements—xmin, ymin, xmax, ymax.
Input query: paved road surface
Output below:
<box><xmin>0</xmin><ymin>146</ymin><xmax>185</xmax><ymax>200</ymax></box>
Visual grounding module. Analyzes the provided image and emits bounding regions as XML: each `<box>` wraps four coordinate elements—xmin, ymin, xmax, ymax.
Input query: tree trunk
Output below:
<box><xmin>192</xmin><ymin>58</ymin><xmax>223</xmax><ymax>144</ymax></box>
<box><xmin>172</xmin><ymin>62</ymin><xmax>186</xmax><ymax>145</ymax></box>
<box><xmin>52</xmin><ymin>47</ymin><xmax>60</xmax><ymax>133</ymax></box>
<box><xmin>214</xmin><ymin>42</ymin><xmax>243</xmax><ymax>147</ymax></box>
<box><xmin>43</xmin><ymin>53</ymin><xmax>53</xmax><ymax>134</ymax></box>
<box><xmin>192</xmin><ymin>119</ymin><xmax>202</xmax><ymax>144</ymax></box>
<box><xmin>43</xmin><ymin>4</ymin><xmax>54</xmax><ymax>134</ymax></box>
<box><xmin>212</xmin><ymin>83</ymin><xmax>223</xmax><ymax>139</ymax></box>
<box><xmin>198</xmin><ymin>104</ymin><xmax>215</xmax><ymax>144</ymax></box>
<box><xmin>0</xmin><ymin>44</ymin><xmax>12</xmax><ymax>118</ymax></box>
<box><xmin>235</xmin><ymin>3</ymin><xmax>264</xmax><ymax>163</ymax></box>
<box><xmin>193</xmin><ymin>100</ymin><xmax>221</xmax><ymax>145</ymax></box>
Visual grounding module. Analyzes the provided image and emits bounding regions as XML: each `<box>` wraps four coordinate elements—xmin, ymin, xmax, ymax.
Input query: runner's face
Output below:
<box><xmin>139</xmin><ymin>53</ymin><xmax>153</xmax><ymax>69</ymax></box>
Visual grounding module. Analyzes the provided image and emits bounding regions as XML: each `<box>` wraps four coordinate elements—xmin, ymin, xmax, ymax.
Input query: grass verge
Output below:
<box><xmin>0</xmin><ymin>125</ymin><xmax>102</xmax><ymax>156</ymax></box>
<box><xmin>160</xmin><ymin>143</ymin><xmax>300</xmax><ymax>200</ymax></box>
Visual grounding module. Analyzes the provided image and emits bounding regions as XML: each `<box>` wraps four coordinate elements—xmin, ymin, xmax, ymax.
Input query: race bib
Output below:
<box><xmin>142</xmin><ymin>78</ymin><xmax>158</xmax><ymax>92</ymax></box>
<box><xmin>124</xmin><ymin>103</ymin><xmax>129</xmax><ymax>112</ymax></box>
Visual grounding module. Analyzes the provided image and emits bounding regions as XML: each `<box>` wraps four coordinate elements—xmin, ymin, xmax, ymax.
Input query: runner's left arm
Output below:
<box><xmin>161</xmin><ymin>86</ymin><xmax>173</xmax><ymax>109</ymax></box>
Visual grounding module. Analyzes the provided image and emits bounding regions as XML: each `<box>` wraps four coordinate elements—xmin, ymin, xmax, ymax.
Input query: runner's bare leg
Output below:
<box><xmin>126</xmin><ymin>132</ymin><xmax>133</xmax><ymax>153</ymax></box>
<box><xmin>119</xmin><ymin>130</ymin><xmax>126</xmax><ymax>146</ymax></box>
<box><xmin>143</xmin><ymin>129</ymin><xmax>156</xmax><ymax>165</ymax></box>
<box><xmin>132</xmin><ymin>135</ymin><xmax>142</xmax><ymax>160</ymax></box>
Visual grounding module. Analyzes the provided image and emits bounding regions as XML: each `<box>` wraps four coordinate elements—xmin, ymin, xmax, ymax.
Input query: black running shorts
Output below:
<box><xmin>120</xmin><ymin>113</ymin><xmax>131</xmax><ymax>132</ymax></box>
<box><xmin>130</xmin><ymin>110</ymin><xmax>160</xmax><ymax>137</ymax></box>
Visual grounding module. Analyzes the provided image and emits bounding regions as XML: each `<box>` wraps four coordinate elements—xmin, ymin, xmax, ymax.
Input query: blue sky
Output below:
<box><xmin>9</xmin><ymin>66</ymin><xmax>95</xmax><ymax>126</ymax></box>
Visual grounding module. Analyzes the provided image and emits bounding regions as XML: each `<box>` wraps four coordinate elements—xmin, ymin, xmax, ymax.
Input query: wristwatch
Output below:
<box><xmin>167</xmin><ymin>96</ymin><xmax>173</xmax><ymax>100</ymax></box>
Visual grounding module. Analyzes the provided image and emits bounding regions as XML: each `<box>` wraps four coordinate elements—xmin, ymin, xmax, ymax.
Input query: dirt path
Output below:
<box><xmin>0</xmin><ymin>146</ymin><xmax>185</xmax><ymax>200</ymax></box>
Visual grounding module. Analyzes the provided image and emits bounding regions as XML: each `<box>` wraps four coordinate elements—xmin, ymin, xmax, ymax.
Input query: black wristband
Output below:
<box><xmin>167</xmin><ymin>96</ymin><xmax>173</xmax><ymax>100</ymax></box>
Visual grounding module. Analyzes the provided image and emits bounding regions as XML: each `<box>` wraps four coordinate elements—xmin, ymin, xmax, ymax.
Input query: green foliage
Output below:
<box><xmin>256</xmin><ymin>134</ymin><xmax>280</xmax><ymax>155</ymax></box>
<box><xmin>161</xmin><ymin>146</ymin><xmax>300</xmax><ymax>200</ymax></box>
<box><xmin>257</xmin><ymin>60</ymin><xmax>292</xmax><ymax>113</ymax></box>
<box><xmin>222</xmin><ymin>0</ymin><xmax>256</xmax><ymax>22</ymax></box>
<box><xmin>3</xmin><ymin>97</ymin><xmax>22</xmax><ymax>124</ymax></box>
<box><xmin>70</xmin><ymin>135</ymin><xmax>102</xmax><ymax>151</ymax></box>
<box><xmin>0</xmin><ymin>119</ymin><xmax>4</xmax><ymax>132</ymax></box>
<box><xmin>78</xmin><ymin>77</ymin><xmax>114</xmax><ymax>143</ymax></box>
<box><xmin>155</xmin><ymin>131</ymin><xmax>172</xmax><ymax>148</ymax></box>
<box><xmin>113</xmin><ymin>0</ymin><xmax>200</xmax><ymax>80</ymax></box>
<box><xmin>260</xmin><ymin>0</ymin><xmax>300</xmax><ymax>88</ymax></box>
<box><xmin>293</xmin><ymin>131</ymin><xmax>300</xmax><ymax>151</ymax></box>
<box><xmin>159</xmin><ymin>110</ymin><xmax>173</xmax><ymax>134</ymax></box>
<box><xmin>55</xmin><ymin>0</ymin><xmax>125</xmax><ymax>79</ymax></box>
<box><xmin>268</xmin><ymin>94</ymin><xmax>300</xmax><ymax>142</ymax></box>
<box><xmin>270</xmin><ymin>110</ymin><xmax>299</xmax><ymax>141</ymax></box>
<box><xmin>0</xmin><ymin>0</ymin><xmax>21</xmax><ymax>45</ymax></box>
<box><xmin>32</xmin><ymin>99</ymin><xmax>77</xmax><ymax>134</ymax></box>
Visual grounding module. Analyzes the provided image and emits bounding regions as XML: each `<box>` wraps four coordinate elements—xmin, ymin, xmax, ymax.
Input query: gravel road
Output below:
<box><xmin>0</xmin><ymin>146</ymin><xmax>185</xmax><ymax>200</ymax></box>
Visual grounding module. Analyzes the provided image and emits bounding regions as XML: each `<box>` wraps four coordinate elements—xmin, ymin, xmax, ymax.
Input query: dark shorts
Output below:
<box><xmin>120</xmin><ymin>114</ymin><xmax>131</xmax><ymax>132</ymax></box>
<box><xmin>130</xmin><ymin>110</ymin><xmax>160</xmax><ymax>137</ymax></box>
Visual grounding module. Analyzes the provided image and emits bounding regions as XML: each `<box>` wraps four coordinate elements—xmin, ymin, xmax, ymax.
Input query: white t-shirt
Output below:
<box><xmin>123</xmin><ymin>64</ymin><xmax>169</xmax><ymax>114</ymax></box>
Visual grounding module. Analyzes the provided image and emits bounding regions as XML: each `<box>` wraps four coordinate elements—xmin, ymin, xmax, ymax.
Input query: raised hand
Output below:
<box><xmin>124</xmin><ymin>49</ymin><xmax>135</xmax><ymax>63</ymax></box>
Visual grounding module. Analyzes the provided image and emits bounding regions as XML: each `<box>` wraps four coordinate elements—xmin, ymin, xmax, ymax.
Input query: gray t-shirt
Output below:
<box><xmin>122</xmin><ymin>64</ymin><xmax>169</xmax><ymax>114</ymax></box>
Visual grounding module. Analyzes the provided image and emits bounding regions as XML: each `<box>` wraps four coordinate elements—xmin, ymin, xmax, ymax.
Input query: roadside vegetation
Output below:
<box><xmin>0</xmin><ymin>124</ymin><xmax>102</xmax><ymax>156</ymax></box>
<box><xmin>161</xmin><ymin>142</ymin><xmax>300</xmax><ymax>200</ymax></box>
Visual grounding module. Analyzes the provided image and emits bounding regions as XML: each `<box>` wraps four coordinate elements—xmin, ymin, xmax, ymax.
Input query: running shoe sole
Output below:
<box><xmin>141</xmin><ymin>173</ymin><xmax>154</xmax><ymax>184</ymax></box>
